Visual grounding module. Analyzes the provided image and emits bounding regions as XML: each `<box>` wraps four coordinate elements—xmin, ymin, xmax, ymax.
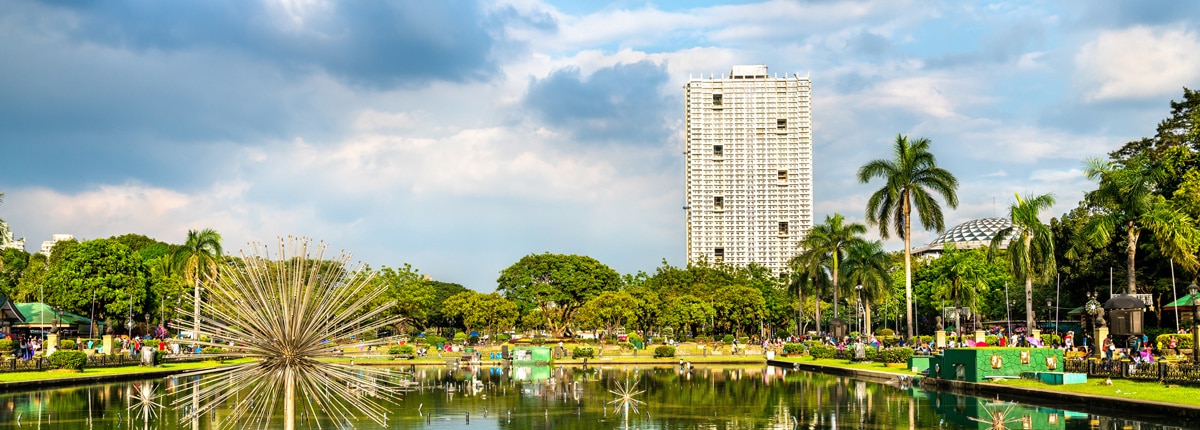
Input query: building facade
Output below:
<box><xmin>39</xmin><ymin>234</ymin><xmax>74</xmax><ymax>256</ymax></box>
<box><xmin>684</xmin><ymin>65</ymin><xmax>813</xmax><ymax>274</ymax></box>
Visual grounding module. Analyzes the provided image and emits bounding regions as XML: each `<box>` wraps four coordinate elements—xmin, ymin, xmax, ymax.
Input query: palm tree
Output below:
<box><xmin>842</xmin><ymin>240</ymin><xmax>890</xmax><ymax>334</ymax></box>
<box><xmin>1079</xmin><ymin>157</ymin><xmax>1200</xmax><ymax>293</ymax></box>
<box><xmin>858</xmin><ymin>134</ymin><xmax>960</xmax><ymax>338</ymax></box>
<box><xmin>938</xmin><ymin>246</ymin><xmax>989</xmax><ymax>331</ymax></box>
<box><xmin>800</xmin><ymin>213</ymin><xmax>868</xmax><ymax>319</ymax></box>
<box><xmin>989</xmin><ymin>193</ymin><xmax>1055</xmax><ymax>332</ymax></box>
<box><xmin>175</xmin><ymin>229</ymin><xmax>223</xmax><ymax>341</ymax></box>
<box><xmin>789</xmin><ymin>246</ymin><xmax>829</xmax><ymax>335</ymax></box>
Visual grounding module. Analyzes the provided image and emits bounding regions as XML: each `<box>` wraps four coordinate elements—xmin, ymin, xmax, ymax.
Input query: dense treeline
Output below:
<box><xmin>1</xmin><ymin>89</ymin><xmax>1198</xmax><ymax>340</ymax></box>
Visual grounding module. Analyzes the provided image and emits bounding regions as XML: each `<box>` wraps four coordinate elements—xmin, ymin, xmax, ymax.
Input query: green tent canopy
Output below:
<box><xmin>11</xmin><ymin>302</ymin><xmax>104</xmax><ymax>334</ymax></box>
<box><xmin>1162</xmin><ymin>293</ymin><xmax>1200</xmax><ymax>312</ymax></box>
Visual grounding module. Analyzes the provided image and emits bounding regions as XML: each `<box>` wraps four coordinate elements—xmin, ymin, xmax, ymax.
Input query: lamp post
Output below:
<box><xmin>855</xmin><ymin>285</ymin><xmax>864</xmax><ymax>334</ymax></box>
<box><xmin>1084</xmin><ymin>291</ymin><xmax>1101</xmax><ymax>358</ymax></box>
<box><xmin>1189</xmin><ymin>283</ymin><xmax>1199</xmax><ymax>364</ymax></box>
<box><xmin>1046</xmin><ymin>298</ymin><xmax>1054</xmax><ymax>335</ymax></box>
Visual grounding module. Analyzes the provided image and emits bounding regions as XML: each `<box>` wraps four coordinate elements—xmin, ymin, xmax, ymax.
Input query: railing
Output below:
<box><xmin>1063</xmin><ymin>358</ymin><xmax>1200</xmax><ymax>385</ymax></box>
<box><xmin>1</xmin><ymin>351</ymin><xmax>226</xmax><ymax>373</ymax></box>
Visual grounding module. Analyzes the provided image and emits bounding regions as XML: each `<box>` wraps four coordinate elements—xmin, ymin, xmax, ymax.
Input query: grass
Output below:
<box><xmin>774</xmin><ymin>355</ymin><xmax>920</xmax><ymax>375</ymax></box>
<box><xmin>0</xmin><ymin>358</ymin><xmax>255</xmax><ymax>384</ymax></box>
<box><xmin>992</xmin><ymin>377</ymin><xmax>1200</xmax><ymax>407</ymax></box>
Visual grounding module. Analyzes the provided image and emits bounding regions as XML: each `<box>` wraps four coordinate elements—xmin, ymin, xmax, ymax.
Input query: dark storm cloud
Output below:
<box><xmin>524</xmin><ymin>61</ymin><xmax>674</xmax><ymax>144</ymax></box>
<box><xmin>34</xmin><ymin>0</ymin><xmax>500</xmax><ymax>88</ymax></box>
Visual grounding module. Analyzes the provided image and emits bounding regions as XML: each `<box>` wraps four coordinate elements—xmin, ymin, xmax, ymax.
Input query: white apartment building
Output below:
<box><xmin>39</xmin><ymin>234</ymin><xmax>74</xmax><ymax>255</ymax></box>
<box><xmin>684</xmin><ymin>65</ymin><xmax>813</xmax><ymax>275</ymax></box>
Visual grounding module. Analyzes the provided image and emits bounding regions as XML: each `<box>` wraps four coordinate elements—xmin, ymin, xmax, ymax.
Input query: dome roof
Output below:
<box><xmin>916</xmin><ymin>217</ymin><xmax>1017</xmax><ymax>254</ymax></box>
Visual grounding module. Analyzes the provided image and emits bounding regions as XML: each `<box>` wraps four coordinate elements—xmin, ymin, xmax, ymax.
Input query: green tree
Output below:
<box><xmin>990</xmin><ymin>193</ymin><xmax>1057</xmax><ymax>330</ymax></box>
<box><xmin>41</xmin><ymin>239</ymin><xmax>150</xmax><ymax>332</ymax></box>
<box><xmin>858</xmin><ymin>134</ymin><xmax>960</xmax><ymax>338</ymax></box>
<box><xmin>423</xmin><ymin>281</ymin><xmax>470</xmax><ymax>332</ymax></box>
<box><xmin>842</xmin><ymin>240</ymin><xmax>890</xmax><ymax>333</ymax></box>
<box><xmin>625</xmin><ymin>285</ymin><xmax>661</xmax><ymax>335</ymax></box>
<box><xmin>660</xmin><ymin>294</ymin><xmax>714</xmax><ymax>338</ymax></box>
<box><xmin>442</xmin><ymin>291</ymin><xmax>518</xmax><ymax>337</ymax></box>
<box><xmin>496</xmin><ymin>253</ymin><xmax>621</xmax><ymax>337</ymax></box>
<box><xmin>576</xmin><ymin>291</ymin><xmax>639</xmax><ymax>339</ymax></box>
<box><xmin>935</xmin><ymin>245</ymin><xmax>989</xmax><ymax>330</ymax></box>
<box><xmin>12</xmin><ymin>253</ymin><xmax>47</xmax><ymax>302</ymax></box>
<box><xmin>0</xmin><ymin>248</ymin><xmax>30</xmax><ymax>298</ymax></box>
<box><xmin>174</xmin><ymin>229</ymin><xmax>223</xmax><ymax>339</ymax></box>
<box><xmin>799</xmin><ymin>213</ymin><xmax>867</xmax><ymax>319</ymax></box>
<box><xmin>711</xmin><ymin>285</ymin><xmax>765</xmax><ymax>337</ymax></box>
<box><xmin>1078</xmin><ymin>157</ymin><xmax>1200</xmax><ymax>293</ymax></box>
<box><xmin>374</xmin><ymin>264</ymin><xmax>434</xmax><ymax>330</ymax></box>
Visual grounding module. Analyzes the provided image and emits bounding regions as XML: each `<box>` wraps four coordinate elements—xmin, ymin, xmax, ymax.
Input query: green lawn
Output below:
<box><xmin>0</xmin><ymin>358</ymin><xmax>254</xmax><ymax>383</ymax></box>
<box><xmin>993</xmin><ymin>377</ymin><xmax>1200</xmax><ymax>407</ymax></box>
<box><xmin>773</xmin><ymin>355</ymin><xmax>919</xmax><ymax>375</ymax></box>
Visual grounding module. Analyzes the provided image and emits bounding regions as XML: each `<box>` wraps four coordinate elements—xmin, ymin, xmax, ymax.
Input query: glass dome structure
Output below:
<box><xmin>913</xmin><ymin>217</ymin><xmax>1017</xmax><ymax>256</ymax></box>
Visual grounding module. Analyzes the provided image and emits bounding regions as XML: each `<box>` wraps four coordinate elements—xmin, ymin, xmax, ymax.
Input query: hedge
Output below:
<box><xmin>806</xmin><ymin>342</ymin><xmax>837</xmax><ymax>359</ymax></box>
<box><xmin>878</xmin><ymin>347</ymin><xmax>914</xmax><ymax>364</ymax></box>
<box><xmin>572</xmin><ymin>347</ymin><xmax>595</xmax><ymax>359</ymax></box>
<box><xmin>59</xmin><ymin>339</ymin><xmax>77</xmax><ymax>350</ymax></box>
<box><xmin>0</xmin><ymin>339</ymin><xmax>13</xmax><ymax>352</ymax></box>
<box><xmin>1038</xmin><ymin>334</ymin><xmax>1063</xmax><ymax>346</ymax></box>
<box><xmin>782</xmin><ymin>343</ymin><xmax>805</xmax><ymax>355</ymax></box>
<box><xmin>49</xmin><ymin>350</ymin><xmax>87</xmax><ymax>371</ymax></box>
<box><xmin>654</xmin><ymin>345</ymin><xmax>676</xmax><ymax>358</ymax></box>
<box><xmin>1157</xmin><ymin>334</ymin><xmax>1194</xmax><ymax>350</ymax></box>
<box><xmin>722</xmin><ymin>334</ymin><xmax>735</xmax><ymax>344</ymax></box>
<box><xmin>875</xmin><ymin>328</ymin><xmax>895</xmax><ymax>336</ymax></box>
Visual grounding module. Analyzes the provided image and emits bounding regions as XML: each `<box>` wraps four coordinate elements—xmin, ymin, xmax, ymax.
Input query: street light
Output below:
<box><xmin>1046</xmin><ymin>298</ymin><xmax>1054</xmax><ymax>334</ymax></box>
<box><xmin>1189</xmin><ymin>283</ymin><xmax>1199</xmax><ymax>364</ymax></box>
<box><xmin>855</xmin><ymin>285</ymin><xmax>864</xmax><ymax>334</ymax></box>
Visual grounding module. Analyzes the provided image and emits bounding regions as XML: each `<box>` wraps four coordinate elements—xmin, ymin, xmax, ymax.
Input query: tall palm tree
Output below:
<box><xmin>858</xmin><ymin>134</ymin><xmax>959</xmax><ymax>338</ymax></box>
<box><xmin>842</xmin><ymin>240</ymin><xmax>890</xmax><ymax>334</ymax></box>
<box><xmin>938</xmin><ymin>246</ymin><xmax>989</xmax><ymax>331</ymax></box>
<box><xmin>989</xmin><ymin>193</ymin><xmax>1056</xmax><ymax>331</ymax></box>
<box><xmin>175</xmin><ymin>229</ymin><xmax>223</xmax><ymax>341</ymax></box>
<box><xmin>1079</xmin><ymin>157</ymin><xmax>1200</xmax><ymax>293</ymax></box>
<box><xmin>800</xmin><ymin>213</ymin><xmax>868</xmax><ymax>319</ymax></box>
<box><xmin>789</xmin><ymin>246</ymin><xmax>829</xmax><ymax>335</ymax></box>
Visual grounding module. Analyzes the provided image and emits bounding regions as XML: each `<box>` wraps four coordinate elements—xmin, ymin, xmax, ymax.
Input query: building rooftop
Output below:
<box><xmin>913</xmin><ymin>217</ymin><xmax>1017</xmax><ymax>256</ymax></box>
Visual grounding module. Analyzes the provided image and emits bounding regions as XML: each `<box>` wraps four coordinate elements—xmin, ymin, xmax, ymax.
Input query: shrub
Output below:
<box><xmin>58</xmin><ymin>339</ymin><xmax>76</xmax><ymax>350</ymax></box>
<box><xmin>654</xmin><ymin>345</ymin><xmax>676</xmax><ymax>358</ymax></box>
<box><xmin>738</xmin><ymin>336</ymin><xmax>750</xmax><ymax>344</ymax></box>
<box><xmin>0</xmin><ymin>339</ymin><xmax>13</xmax><ymax>352</ymax></box>
<box><xmin>694</xmin><ymin>335</ymin><xmax>709</xmax><ymax>343</ymax></box>
<box><xmin>1157</xmin><ymin>334</ymin><xmax>1193</xmax><ymax>350</ymax></box>
<box><xmin>453</xmin><ymin>332</ymin><xmax>469</xmax><ymax>344</ymax></box>
<box><xmin>776</xmin><ymin>331</ymin><xmax>791</xmax><ymax>339</ymax></box>
<box><xmin>427</xmin><ymin>335</ymin><xmax>447</xmax><ymax>347</ymax></box>
<box><xmin>1039</xmin><ymin>334</ymin><xmax>1063</xmax><ymax>346</ymax></box>
<box><xmin>469</xmin><ymin>335</ymin><xmax>480</xmax><ymax>345</ymax></box>
<box><xmin>153</xmin><ymin>350</ymin><xmax>168</xmax><ymax>365</ymax></box>
<box><xmin>985</xmin><ymin>335</ymin><xmax>998</xmax><ymax>345</ymax></box>
<box><xmin>618</xmin><ymin>341</ymin><xmax>635</xmax><ymax>350</ymax></box>
<box><xmin>722</xmin><ymin>334</ymin><xmax>735</xmax><ymax>344</ymax></box>
<box><xmin>918</xmin><ymin>335</ymin><xmax>934</xmax><ymax>344</ymax></box>
<box><xmin>399</xmin><ymin>345</ymin><xmax>415</xmax><ymax>356</ymax></box>
<box><xmin>48</xmin><ymin>350</ymin><xmax>87</xmax><ymax>371</ymax></box>
<box><xmin>879</xmin><ymin>347</ymin><xmax>914</xmax><ymax>364</ymax></box>
<box><xmin>388</xmin><ymin>345</ymin><xmax>404</xmax><ymax>355</ymax></box>
<box><xmin>143</xmin><ymin>339</ymin><xmax>160</xmax><ymax>348</ymax></box>
<box><xmin>782</xmin><ymin>343</ymin><xmax>805</xmax><ymax>354</ymax></box>
<box><xmin>497</xmin><ymin>334</ymin><xmax>511</xmax><ymax>342</ymax></box>
<box><xmin>875</xmin><ymin>328</ymin><xmax>895</xmax><ymax>337</ymax></box>
<box><xmin>201</xmin><ymin>347</ymin><xmax>225</xmax><ymax>354</ymax></box>
<box><xmin>572</xmin><ymin>346</ymin><xmax>595</xmax><ymax>359</ymax></box>
<box><xmin>878</xmin><ymin>336</ymin><xmax>900</xmax><ymax>348</ymax></box>
<box><xmin>807</xmin><ymin>343</ymin><xmax>837</xmax><ymax>359</ymax></box>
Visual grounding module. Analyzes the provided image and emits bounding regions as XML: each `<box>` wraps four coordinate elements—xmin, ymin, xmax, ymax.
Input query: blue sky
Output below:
<box><xmin>2</xmin><ymin>0</ymin><xmax>1199</xmax><ymax>291</ymax></box>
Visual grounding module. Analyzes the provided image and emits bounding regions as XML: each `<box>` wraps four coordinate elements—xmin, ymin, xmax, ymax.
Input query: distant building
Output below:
<box><xmin>684</xmin><ymin>65</ymin><xmax>814</xmax><ymax>275</ymax></box>
<box><xmin>912</xmin><ymin>217</ymin><xmax>1016</xmax><ymax>258</ymax></box>
<box><xmin>39</xmin><ymin>234</ymin><xmax>74</xmax><ymax>256</ymax></box>
<box><xmin>0</xmin><ymin>221</ymin><xmax>25</xmax><ymax>251</ymax></box>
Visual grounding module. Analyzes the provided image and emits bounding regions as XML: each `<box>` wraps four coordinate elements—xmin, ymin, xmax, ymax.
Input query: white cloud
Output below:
<box><xmin>1076</xmin><ymin>25</ymin><xmax>1200</xmax><ymax>101</ymax></box>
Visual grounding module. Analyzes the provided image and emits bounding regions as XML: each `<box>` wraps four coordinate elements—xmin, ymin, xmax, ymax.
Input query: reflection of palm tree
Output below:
<box><xmin>175</xmin><ymin>229</ymin><xmax>222</xmax><ymax>341</ymax></box>
<box><xmin>843</xmin><ymin>240</ymin><xmax>890</xmax><ymax>333</ymax></box>
<box><xmin>859</xmin><ymin>135</ymin><xmax>959</xmax><ymax>338</ymax></box>
<box><xmin>990</xmin><ymin>193</ymin><xmax>1055</xmax><ymax>331</ymax></box>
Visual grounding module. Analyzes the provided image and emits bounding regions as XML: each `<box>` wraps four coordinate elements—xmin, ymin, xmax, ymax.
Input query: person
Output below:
<box><xmin>1169</xmin><ymin>335</ymin><xmax>1179</xmax><ymax>356</ymax></box>
<box><xmin>1064</xmin><ymin>331</ymin><xmax>1074</xmax><ymax>350</ymax></box>
<box><xmin>1103</xmin><ymin>336</ymin><xmax>1114</xmax><ymax>360</ymax></box>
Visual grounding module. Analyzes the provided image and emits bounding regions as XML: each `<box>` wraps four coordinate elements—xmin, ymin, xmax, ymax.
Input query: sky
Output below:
<box><xmin>2</xmin><ymin>0</ymin><xmax>1199</xmax><ymax>291</ymax></box>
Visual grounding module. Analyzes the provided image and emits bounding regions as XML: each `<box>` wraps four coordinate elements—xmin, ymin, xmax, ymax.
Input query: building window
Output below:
<box><xmin>713</xmin><ymin>94</ymin><xmax>723</xmax><ymax>106</ymax></box>
<box><xmin>713</xmin><ymin>145</ymin><xmax>723</xmax><ymax>156</ymax></box>
<box><xmin>779</xmin><ymin>222</ymin><xmax>789</xmax><ymax>235</ymax></box>
<box><xmin>714</xmin><ymin>248</ymin><xmax>725</xmax><ymax>261</ymax></box>
<box><xmin>714</xmin><ymin>196</ymin><xmax>724</xmax><ymax>211</ymax></box>
<box><xmin>777</xmin><ymin>118</ymin><xmax>787</xmax><ymax>129</ymax></box>
<box><xmin>778</xmin><ymin>170</ymin><xmax>788</xmax><ymax>181</ymax></box>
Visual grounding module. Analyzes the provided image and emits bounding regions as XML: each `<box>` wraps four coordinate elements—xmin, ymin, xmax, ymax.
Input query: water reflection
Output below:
<box><xmin>0</xmin><ymin>365</ymin><xmax>1189</xmax><ymax>429</ymax></box>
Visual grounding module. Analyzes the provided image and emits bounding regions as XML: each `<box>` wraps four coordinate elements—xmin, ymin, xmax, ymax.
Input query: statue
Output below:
<box><xmin>935</xmin><ymin>316</ymin><xmax>943</xmax><ymax>331</ymax></box>
<box><xmin>1095</xmin><ymin>306</ymin><xmax>1107</xmax><ymax>328</ymax></box>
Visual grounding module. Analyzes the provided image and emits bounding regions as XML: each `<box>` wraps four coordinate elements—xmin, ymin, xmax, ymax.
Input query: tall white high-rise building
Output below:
<box><xmin>684</xmin><ymin>65</ymin><xmax>813</xmax><ymax>274</ymax></box>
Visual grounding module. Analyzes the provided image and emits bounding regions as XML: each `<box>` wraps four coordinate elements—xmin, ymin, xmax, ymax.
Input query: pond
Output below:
<box><xmin>0</xmin><ymin>364</ymin><xmax>1188</xmax><ymax>429</ymax></box>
